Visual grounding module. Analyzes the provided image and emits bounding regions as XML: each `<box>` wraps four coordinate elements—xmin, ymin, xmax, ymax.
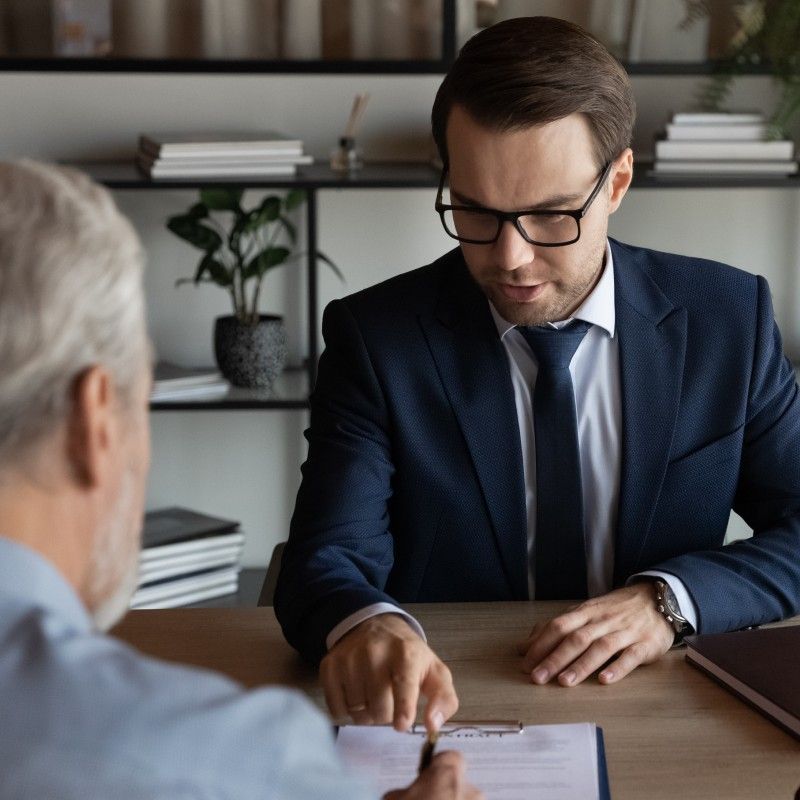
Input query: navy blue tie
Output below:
<box><xmin>517</xmin><ymin>320</ymin><xmax>591</xmax><ymax>600</ymax></box>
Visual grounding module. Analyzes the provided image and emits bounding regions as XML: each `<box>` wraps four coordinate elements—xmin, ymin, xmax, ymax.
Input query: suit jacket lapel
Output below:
<box><xmin>418</xmin><ymin>251</ymin><xmax>529</xmax><ymax>599</ymax></box>
<box><xmin>612</xmin><ymin>241</ymin><xmax>687</xmax><ymax>584</ymax></box>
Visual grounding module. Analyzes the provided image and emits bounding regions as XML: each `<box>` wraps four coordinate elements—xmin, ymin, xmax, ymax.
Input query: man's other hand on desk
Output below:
<box><xmin>516</xmin><ymin>584</ymin><xmax>675</xmax><ymax>686</ymax></box>
<box><xmin>320</xmin><ymin>613</ymin><xmax>458</xmax><ymax>732</ymax></box>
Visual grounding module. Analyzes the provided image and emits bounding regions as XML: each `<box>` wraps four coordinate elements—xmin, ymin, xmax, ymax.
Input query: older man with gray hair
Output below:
<box><xmin>0</xmin><ymin>160</ymin><xmax>480</xmax><ymax>800</ymax></box>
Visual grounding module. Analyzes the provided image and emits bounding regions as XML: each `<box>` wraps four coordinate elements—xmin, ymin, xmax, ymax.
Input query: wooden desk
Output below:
<box><xmin>112</xmin><ymin>602</ymin><xmax>799</xmax><ymax>799</ymax></box>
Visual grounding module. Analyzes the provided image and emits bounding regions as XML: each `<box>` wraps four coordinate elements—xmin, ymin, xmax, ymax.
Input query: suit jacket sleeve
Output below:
<box><xmin>653</xmin><ymin>275</ymin><xmax>800</xmax><ymax>633</ymax></box>
<box><xmin>274</xmin><ymin>298</ymin><xmax>399</xmax><ymax>664</ymax></box>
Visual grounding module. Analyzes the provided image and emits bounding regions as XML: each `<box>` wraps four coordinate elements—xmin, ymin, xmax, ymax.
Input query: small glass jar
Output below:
<box><xmin>330</xmin><ymin>136</ymin><xmax>363</xmax><ymax>172</ymax></box>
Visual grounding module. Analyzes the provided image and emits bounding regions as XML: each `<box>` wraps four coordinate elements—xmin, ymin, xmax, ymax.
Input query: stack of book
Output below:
<box><xmin>150</xmin><ymin>362</ymin><xmax>230</xmax><ymax>403</ymax></box>
<box><xmin>131</xmin><ymin>507</ymin><xmax>245</xmax><ymax>609</ymax></box>
<box><xmin>136</xmin><ymin>131</ymin><xmax>314</xmax><ymax>179</ymax></box>
<box><xmin>653</xmin><ymin>112</ymin><xmax>798</xmax><ymax>176</ymax></box>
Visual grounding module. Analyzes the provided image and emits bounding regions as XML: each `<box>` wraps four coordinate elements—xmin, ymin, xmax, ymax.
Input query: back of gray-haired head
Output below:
<box><xmin>0</xmin><ymin>159</ymin><xmax>147</xmax><ymax>470</ymax></box>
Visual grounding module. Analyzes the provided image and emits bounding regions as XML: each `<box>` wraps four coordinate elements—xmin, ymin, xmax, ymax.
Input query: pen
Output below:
<box><xmin>417</xmin><ymin>730</ymin><xmax>438</xmax><ymax>774</ymax></box>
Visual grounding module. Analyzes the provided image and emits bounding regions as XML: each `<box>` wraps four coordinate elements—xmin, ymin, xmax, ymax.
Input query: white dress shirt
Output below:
<box><xmin>327</xmin><ymin>241</ymin><xmax>697</xmax><ymax>650</ymax></box>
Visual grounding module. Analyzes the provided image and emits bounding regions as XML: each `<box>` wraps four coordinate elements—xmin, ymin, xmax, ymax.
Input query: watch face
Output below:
<box><xmin>657</xmin><ymin>581</ymin><xmax>687</xmax><ymax>629</ymax></box>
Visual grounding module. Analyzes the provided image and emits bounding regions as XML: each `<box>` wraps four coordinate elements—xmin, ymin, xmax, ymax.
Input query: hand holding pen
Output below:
<box><xmin>384</xmin><ymin>749</ymin><xmax>484</xmax><ymax>800</ymax></box>
<box><xmin>418</xmin><ymin>730</ymin><xmax>439</xmax><ymax>774</ymax></box>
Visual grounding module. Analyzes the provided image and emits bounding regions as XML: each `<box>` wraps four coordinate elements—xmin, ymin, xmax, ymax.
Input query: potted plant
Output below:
<box><xmin>681</xmin><ymin>0</ymin><xmax>800</xmax><ymax>138</ymax></box>
<box><xmin>167</xmin><ymin>187</ymin><xmax>341</xmax><ymax>389</ymax></box>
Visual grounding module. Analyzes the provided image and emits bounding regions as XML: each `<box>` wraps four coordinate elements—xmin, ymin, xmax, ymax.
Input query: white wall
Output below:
<box><xmin>1</xmin><ymin>69</ymin><xmax>796</xmax><ymax>564</ymax></box>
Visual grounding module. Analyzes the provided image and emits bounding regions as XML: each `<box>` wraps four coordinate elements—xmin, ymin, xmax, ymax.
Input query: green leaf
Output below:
<box><xmin>166</xmin><ymin>215</ymin><xmax>223</xmax><ymax>252</ymax></box>
<box><xmin>228</xmin><ymin>212</ymin><xmax>253</xmax><ymax>253</ymax></box>
<box><xmin>199</xmin><ymin>188</ymin><xmax>243</xmax><ymax>211</ymax></box>
<box><xmin>284</xmin><ymin>189</ymin><xmax>306</xmax><ymax>211</ymax></box>
<box><xmin>198</xmin><ymin>254</ymin><xmax>232</xmax><ymax>287</ymax></box>
<box><xmin>245</xmin><ymin>195</ymin><xmax>281</xmax><ymax>233</ymax></box>
<box><xmin>277</xmin><ymin>214</ymin><xmax>297</xmax><ymax>244</ymax></box>
<box><xmin>244</xmin><ymin>246</ymin><xmax>291</xmax><ymax>279</ymax></box>
<box><xmin>187</xmin><ymin>202</ymin><xmax>208</xmax><ymax>220</ymax></box>
<box><xmin>317</xmin><ymin>250</ymin><xmax>345</xmax><ymax>282</ymax></box>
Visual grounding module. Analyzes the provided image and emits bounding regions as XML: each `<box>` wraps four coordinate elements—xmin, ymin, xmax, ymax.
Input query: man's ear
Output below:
<box><xmin>65</xmin><ymin>366</ymin><xmax>116</xmax><ymax>489</ymax></box>
<box><xmin>607</xmin><ymin>148</ymin><xmax>633</xmax><ymax>215</ymax></box>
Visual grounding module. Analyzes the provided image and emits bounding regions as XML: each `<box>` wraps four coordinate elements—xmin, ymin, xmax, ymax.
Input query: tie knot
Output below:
<box><xmin>517</xmin><ymin>320</ymin><xmax>591</xmax><ymax>371</ymax></box>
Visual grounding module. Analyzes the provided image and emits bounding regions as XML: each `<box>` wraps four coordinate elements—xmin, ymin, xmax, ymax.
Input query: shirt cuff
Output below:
<box><xmin>325</xmin><ymin>603</ymin><xmax>427</xmax><ymax>651</ymax></box>
<box><xmin>629</xmin><ymin>571</ymin><xmax>699</xmax><ymax>633</ymax></box>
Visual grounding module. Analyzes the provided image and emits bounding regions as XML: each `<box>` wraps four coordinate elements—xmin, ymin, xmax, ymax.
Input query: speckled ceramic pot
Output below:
<box><xmin>213</xmin><ymin>314</ymin><xmax>287</xmax><ymax>389</ymax></box>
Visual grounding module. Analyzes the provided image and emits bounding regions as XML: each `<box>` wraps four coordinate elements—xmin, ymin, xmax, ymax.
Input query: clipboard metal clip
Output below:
<box><xmin>411</xmin><ymin>720</ymin><xmax>524</xmax><ymax>737</ymax></box>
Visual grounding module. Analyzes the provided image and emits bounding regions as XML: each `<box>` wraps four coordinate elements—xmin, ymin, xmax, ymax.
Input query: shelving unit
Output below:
<box><xmin>74</xmin><ymin>157</ymin><xmax>800</xmax><ymax>412</ymax></box>
<box><xmin>149</xmin><ymin>368</ymin><xmax>309</xmax><ymax>412</ymax></box>
<box><xmin>75</xmin><ymin>160</ymin><xmax>444</xmax><ymax>411</ymax></box>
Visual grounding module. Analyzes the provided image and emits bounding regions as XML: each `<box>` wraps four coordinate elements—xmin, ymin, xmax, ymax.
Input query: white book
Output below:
<box><xmin>139</xmin><ymin>130</ymin><xmax>304</xmax><ymax>156</ymax></box>
<box><xmin>131</xmin><ymin>582</ymin><xmax>239</xmax><ymax>609</ymax></box>
<box><xmin>143</xmin><ymin>162</ymin><xmax>300</xmax><ymax>179</ymax></box>
<box><xmin>666</xmin><ymin>123</ymin><xmax>768</xmax><ymax>141</ymax></box>
<box><xmin>672</xmin><ymin>112</ymin><xmax>765</xmax><ymax>125</ymax></box>
<box><xmin>140</xmin><ymin>153</ymin><xmax>314</xmax><ymax>168</ymax></box>
<box><xmin>653</xmin><ymin>160</ymin><xmax>798</xmax><ymax>175</ymax></box>
<box><xmin>141</xmin><ymin>146</ymin><xmax>305</xmax><ymax>160</ymax></box>
<box><xmin>140</xmin><ymin>532</ymin><xmax>246</xmax><ymax>562</ymax></box>
<box><xmin>152</xmin><ymin>362</ymin><xmax>223</xmax><ymax>391</ymax></box>
<box><xmin>130</xmin><ymin>566</ymin><xmax>240</xmax><ymax>607</ymax></box>
<box><xmin>138</xmin><ymin>545</ymin><xmax>243</xmax><ymax>585</ymax></box>
<box><xmin>150</xmin><ymin>383</ymin><xmax>231</xmax><ymax>402</ymax></box>
<box><xmin>655</xmin><ymin>140</ymin><xmax>794</xmax><ymax>161</ymax></box>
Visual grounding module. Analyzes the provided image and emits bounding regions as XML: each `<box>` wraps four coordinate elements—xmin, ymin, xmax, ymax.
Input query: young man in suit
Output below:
<box><xmin>0</xmin><ymin>159</ymin><xmax>480</xmax><ymax>800</ymax></box>
<box><xmin>275</xmin><ymin>15</ymin><xmax>800</xmax><ymax>734</ymax></box>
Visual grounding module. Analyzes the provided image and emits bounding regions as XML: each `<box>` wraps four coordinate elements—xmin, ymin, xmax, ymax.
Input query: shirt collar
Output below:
<box><xmin>0</xmin><ymin>536</ymin><xmax>92</xmax><ymax>632</ymax></box>
<box><xmin>489</xmin><ymin>239</ymin><xmax>616</xmax><ymax>338</ymax></box>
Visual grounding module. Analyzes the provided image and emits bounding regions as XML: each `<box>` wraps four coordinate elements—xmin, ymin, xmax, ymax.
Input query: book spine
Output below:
<box><xmin>652</xmin><ymin>160</ymin><xmax>798</xmax><ymax>174</ymax></box>
<box><xmin>666</xmin><ymin>124</ymin><xmax>767</xmax><ymax>141</ymax></box>
<box><xmin>655</xmin><ymin>140</ymin><xmax>794</xmax><ymax>160</ymax></box>
<box><xmin>672</xmin><ymin>113</ymin><xmax>765</xmax><ymax>125</ymax></box>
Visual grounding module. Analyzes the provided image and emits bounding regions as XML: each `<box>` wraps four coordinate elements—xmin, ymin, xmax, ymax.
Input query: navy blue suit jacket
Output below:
<box><xmin>275</xmin><ymin>239</ymin><xmax>800</xmax><ymax>664</ymax></box>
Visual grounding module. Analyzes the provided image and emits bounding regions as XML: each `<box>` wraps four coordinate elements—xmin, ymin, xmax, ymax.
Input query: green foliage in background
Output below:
<box><xmin>682</xmin><ymin>0</ymin><xmax>800</xmax><ymax>138</ymax></box>
<box><xmin>167</xmin><ymin>188</ymin><xmax>342</xmax><ymax>325</ymax></box>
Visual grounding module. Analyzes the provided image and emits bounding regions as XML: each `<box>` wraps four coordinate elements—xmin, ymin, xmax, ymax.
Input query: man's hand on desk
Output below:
<box><xmin>516</xmin><ymin>583</ymin><xmax>675</xmax><ymax>686</ymax></box>
<box><xmin>320</xmin><ymin>613</ymin><xmax>459</xmax><ymax>732</ymax></box>
<box><xmin>384</xmin><ymin>751</ymin><xmax>484</xmax><ymax>800</ymax></box>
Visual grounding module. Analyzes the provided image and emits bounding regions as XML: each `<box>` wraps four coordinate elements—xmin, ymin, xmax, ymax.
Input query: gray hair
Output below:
<box><xmin>0</xmin><ymin>160</ymin><xmax>147</xmax><ymax>468</ymax></box>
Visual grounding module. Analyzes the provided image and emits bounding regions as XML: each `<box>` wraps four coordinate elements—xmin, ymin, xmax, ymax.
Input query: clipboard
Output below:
<box><xmin>410</xmin><ymin>719</ymin><xmax>524</xmax><ymax>737</ymax></box>
<box><xmin>336</xmin><ymin>720</ymin><xmax>612</xmax><ymax>799</ymax></box>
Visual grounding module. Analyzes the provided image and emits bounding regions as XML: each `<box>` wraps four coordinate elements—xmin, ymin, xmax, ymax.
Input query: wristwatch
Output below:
<box><xmin>652</xmin><ymin>579</ymin><xmax>693</xmax><ymax>646</ymax></box>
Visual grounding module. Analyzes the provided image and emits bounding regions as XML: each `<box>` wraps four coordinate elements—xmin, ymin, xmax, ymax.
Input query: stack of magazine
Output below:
<box><xmin>131</xmin><ymin>507</ymin><xmax>244</xmax><ymax>609</ymax></box>
<box><xmin>136</xmin><ymin>131</ymin><xmax>314</xmax><ymax>179</ymax></box>
<box><xmin>150</xmin><ymin>362</ymin><xmax>230</xmax><ymax>403</ymax></box>
<box><xmin>653</xmin><ymin>112</ymin><xmax>797</xmax><ymax>176</ymax></box>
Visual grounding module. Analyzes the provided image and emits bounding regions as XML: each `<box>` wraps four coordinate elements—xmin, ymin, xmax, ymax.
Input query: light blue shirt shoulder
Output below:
<box><xmin>0</xmin><ymin>537</ymin><xmax>373</xmax><ymax>800</ymax></box>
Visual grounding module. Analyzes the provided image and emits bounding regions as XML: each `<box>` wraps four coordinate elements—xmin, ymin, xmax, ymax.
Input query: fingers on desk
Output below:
<box><xmin>519</xmin><ymin>608</ymin><xmax>594</xmax><ymax>674</ymax></box>
<box><xmin>421</xmin><ymin>660</ymin><xmax>458</xmax><ymax>733</ymax></box>
<box><xmin>516</xmin><ymin>591</ymin><xmax>673</xmax><ymax>686</ymax></box>
<box><xmin>320</xmin><ymin>631</ymin><xmax>457</xmax><ymax>732</ymax></box>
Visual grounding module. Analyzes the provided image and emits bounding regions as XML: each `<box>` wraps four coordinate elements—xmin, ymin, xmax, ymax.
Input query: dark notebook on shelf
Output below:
<box><xmin>685</xmin><ymin>626</ymin><xmax>800</xmax><ymax>740</ymax></box>
<box><xmin>143</xmin><ymin>507</ymin><xmax>241</xmax><ymax>549</ymax></box>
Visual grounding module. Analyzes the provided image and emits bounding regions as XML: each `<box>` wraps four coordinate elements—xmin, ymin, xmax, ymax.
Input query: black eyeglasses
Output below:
<box><xmin>435</xmin><ymin>160</ymin><xmax>613</xmax><ymax>247</ymax></box>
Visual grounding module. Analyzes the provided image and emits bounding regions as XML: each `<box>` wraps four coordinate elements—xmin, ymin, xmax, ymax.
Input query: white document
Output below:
<box><xmin>336</xmin><ymin>722</ymin><xmax>605</xmax><ymax>800</ymax></box>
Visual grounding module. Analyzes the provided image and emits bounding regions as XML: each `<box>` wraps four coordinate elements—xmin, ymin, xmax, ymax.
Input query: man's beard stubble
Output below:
<box><xmin>86</xmin><ymin>468</ymin><xmax>142</xmax><ymax>632</ymax></box>
<box><xmin>485</xmin><ymin>237</ymin><xmax>607</xmax><ymax>327</ymax></box>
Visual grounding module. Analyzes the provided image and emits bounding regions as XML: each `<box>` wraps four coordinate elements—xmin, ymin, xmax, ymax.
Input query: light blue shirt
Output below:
<box><xmin>0</xmin><ymin>536</ymin><xmax>374</xmax><ymax>800</ymax></box>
